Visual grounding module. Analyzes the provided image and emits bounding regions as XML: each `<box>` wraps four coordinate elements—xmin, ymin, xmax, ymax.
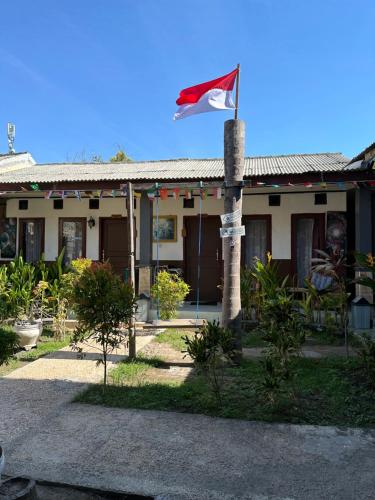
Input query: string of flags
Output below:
<box><xmin>2</xmin><ymin>179</ymin><xmax>375</xmax><ymax>199</ymax></box>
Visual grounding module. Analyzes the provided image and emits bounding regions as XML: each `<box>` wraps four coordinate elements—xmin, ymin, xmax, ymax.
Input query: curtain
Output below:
<box><xmin>24</xmin><ymin>221</ymin><xmax>42</xmax><ymax>263</ymax></box>
<box><xmin>296</xmin><ymin>218</ymin><xmax>314</xmax><ymax>287</ymax></box>
<box><xmin>62</xmin><ymin>221</ymin><xmax>83</xmax><ymax>266</ymax></box>
<box><xmin>245</xmin><ymin>219</ymin><xmax>267</xmax><ymax>266</ymax></box>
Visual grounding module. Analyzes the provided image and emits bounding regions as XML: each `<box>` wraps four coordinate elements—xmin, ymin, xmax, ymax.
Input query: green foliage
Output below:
<box><xmin>240</xmin><ymin>266</ymin><xmax>256</xmax><ymax>320</ymax></box>
<box><xmin>183</xmin><ymin>321</ymin><xmax>234</xmax><ymax>365</ymax></box>
<box><xmin>259</xmin><ymin>292</ymin><xmax>306</xmax><ymax>401</ymax></box>
<box><xmin>155</xmin><ymin>329</ymin><xmax>193</xmax><ymax>352</ymax></box>
<box><xmin>0</xmin><ymin>327</ymin><xmax>19</xmax><ymax>365</ymax></box>
<box><xmin>183</xmin><ymin>321</ymin><xmax>235</xmax><ymax>405</ymax></box>
<box><xmin>151</xmin><ymin>271</ymin><xmax>190</xmax><ymax>320</ymax></box>
<box><xmin>71</xmin><ymin>262</ymin><xmax>136</xmax><ymax>388</ymax></box>
<box><xmin>356</xmin><ymin>334</ymin><xmax>375</xmax><ymax>388</ymax></box>
<box><xmin>355</xmin><ymin>253</ymin><xmax>375</xmax><ymax>290</ymax></box>
<box><xmin>76</xmin><ymin>356</ymin><xmax>375</xmax><ymax>427</ymax></box>
<box><xmin>109</xmin><ymin>150</ymin><xmax>132</xmax><ymax>163</ymax></box>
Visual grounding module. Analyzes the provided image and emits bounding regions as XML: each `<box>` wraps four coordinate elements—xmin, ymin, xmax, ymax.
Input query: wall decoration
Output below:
<box><xmin>153</xmin><ymin>215</ymin><xmax>177</xmax><ymax>242</ymax></box>
<box><xmin>326</xmin><ymin>212</ymin><xmax>347</xmax><ymax>255</ymax></box>
<box><xmin>0</xmin><ymin>218</ymin><xmax>17</xmax><ymax>259</ymax></box>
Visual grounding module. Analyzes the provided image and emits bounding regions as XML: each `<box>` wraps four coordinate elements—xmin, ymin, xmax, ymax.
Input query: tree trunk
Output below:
<box><xmin>222</xmin><ymin>119</ymin><xmax>245</xmax><ymax>359</ymax></box>
<box><xmin>127</xmin><ymin>182</ymin><xmax>136</xmax><ymax>360</ymax></box>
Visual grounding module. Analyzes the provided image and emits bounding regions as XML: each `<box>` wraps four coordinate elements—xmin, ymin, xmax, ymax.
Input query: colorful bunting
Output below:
<box><xmin>30</xmin><ymin>183</ymin><xmax>40</xmax><ymax>191</ymax></box>
<box><xmin>184</xmin><ymin>189</ymin><xmax>192</xmax><ymax>200</ymax></box>
<box><xmin>147</xmin><ymin>188</ymin><xmax>156</xmax><ymax>201</ymax></box>
<box><xmin>304</xmin><ymin>182</ymin><xmax>313</xmax><ymax>188</ymax></box>
<box><xmin>200</xmin><ymin>188</ymin><xmax>207</xmax><ymax>200</ymax></box>
<box><xmin>45</xmin><ymin>191</ymin><xmax>53</xmax><ymax>199</ymax></box>
<box><xmin>173</xmin><ymin>187</ymin><xmax>180</xmax><ymax>199</ymax></box>
<box><xmin>134</xmin><ymin>191</ymin><xmax>142</xmax><ymax>199</ymax></box>
<box><xmin>320</xmin><ymin>182</ymin><xmax>327</xmax><ymax>189</ymax></box>
<box><xmin>75</xmin><ymin>190</ymin><xmax>81</xmax><ymax>201</ymax></box>
<box><xmin>160</xmin><ymin>188</ymin><xmax>168</xmax><ymax>200</ymax></box>
<box><xmin>213</xmin><ymin>187</ymin><xmax>222</xmax><ymax>199</ymax></box>
<box><xmin>337</xmin><ymin>182</ymin><xmax>345</xmax><ymax>190</ymax></box>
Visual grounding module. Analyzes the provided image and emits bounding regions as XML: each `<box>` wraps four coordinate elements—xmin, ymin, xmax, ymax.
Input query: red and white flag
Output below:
<box><xmin>174</xmin><ymin>68</ymin><xmax>238</xmax><ymax>120</ymax></box>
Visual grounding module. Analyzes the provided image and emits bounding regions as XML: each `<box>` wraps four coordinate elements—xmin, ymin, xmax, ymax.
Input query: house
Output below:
<box><xmin>0</xmin><ymin>150</ymin><xmax>373</xmax><ymax>311</ymax></box>
<box><xmin>344</xmin><ymin>141</ymin><xmax>375</xmax><ymax>302</ymax></box>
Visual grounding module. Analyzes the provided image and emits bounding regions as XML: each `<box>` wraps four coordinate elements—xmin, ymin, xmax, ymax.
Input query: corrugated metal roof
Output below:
<box><xmin>0</xmin><ymin>152</ymin><xmax>349</xmax><ymax>184</ymax></box>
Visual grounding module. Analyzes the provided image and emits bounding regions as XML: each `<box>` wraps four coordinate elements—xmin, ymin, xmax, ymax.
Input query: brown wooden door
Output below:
<box><xmin>100</xmin><ymin>218</ymin><xmax>129</xmax><ymax>277</ymax></box>
<box><xmin>184</xmin><ymin>216</ymin><xmax>222</xmax><ymax>303</ymax></box>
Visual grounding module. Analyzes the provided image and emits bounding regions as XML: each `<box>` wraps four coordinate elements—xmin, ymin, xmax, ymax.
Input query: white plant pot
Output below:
<box><xmin>35</xmin><ymin>318</ymin><xmax>43</xmax><ymax>334</ymax></box>
<box><xmin>14</xmin><ymin>322</ymin><xmax>41</xmax><ymax>350</ymax></box>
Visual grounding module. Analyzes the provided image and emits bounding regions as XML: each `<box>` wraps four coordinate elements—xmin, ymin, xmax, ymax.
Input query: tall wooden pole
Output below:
<box><xmin>222</xmin><ymin>119</ymin><xmax>245</xmax><ymax>359</ymax></box>
<box><xmin>126</xmin><ymin>181</ymin><xmax>136</xmax><ymax>360</ymax></box>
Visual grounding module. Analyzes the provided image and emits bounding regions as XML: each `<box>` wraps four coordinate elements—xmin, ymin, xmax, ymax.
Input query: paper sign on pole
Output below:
<box><xmin>220</xmin><ymin>226</ymin><xmax>245</xmax><ymax>238</ymax></box>
<box><xmin>220</xmin><ymin>209</ymin><xmax>242</xmax><ymax>225</ymax></box>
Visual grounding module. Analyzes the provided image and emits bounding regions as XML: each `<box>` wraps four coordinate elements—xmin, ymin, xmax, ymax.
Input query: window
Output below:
<box><xmin>242</xmin><ymin>215</ymin><xmax>271</xmax><ymax>265</ymax></box>
<box><xmin>315</xmin><ymin>193</ymin><xmax>327</xmax><ymax>205</ymax></box>
<box><xmin>183</xmin><ymin>198</ymin><xmax>195</xmax><ymax>208</ymax></box>
<box><xmin>59</xmin><ymin>218</ymin><xmax>86</xmax><ymax>266</ymax></box>
<box><xmin>19</xmin><ymin>200</ymin><xmax>28</xmax><ymax>210</ymax></box>
<box><xmin>292</xmin><ymin>213</ymin><xmax>325</xmax><ymax>287</ymax></box>
<box><xmin>269</xmin><ymin>195</ymin><xmax>280</xmax><ymax>207</ymax></box>
<box><xmin>54</xmin><ymin>199</ymin><xmax>64</xmax><ymax>210</ymax></box>
<box><xmin>89</xmin><ymin>199</ymin><xmax>100</xmax><ymax>209</ymax></box>
<box><xmin>19</xmin><ymin>219</ymin><xmax>44</xmax><ymax>263</ymax></box>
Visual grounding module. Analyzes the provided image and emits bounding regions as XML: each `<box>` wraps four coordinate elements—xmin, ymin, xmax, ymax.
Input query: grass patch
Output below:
<box><xmin>18</xmin><ymin>336</ymin><xmax>70</xmax><ymax>361</ymax></box>
<box><xmin>242</xmin><ymin>329</ymin><xmax>267</xmax><ymax>348</ymax></box>
<box><xmin>76</xmin><ymin>356</ymin><xmax>375</xmax><ymax>427</ymax></box>
<box><xmin>154</xmin><ymin>329</ymin><xmax>194</xmax><ymax>351</ymax></box>
<box><xmin>0</xmin><ymin>329</ymin><xmax>71</xmax><ymax>376</ymax></box>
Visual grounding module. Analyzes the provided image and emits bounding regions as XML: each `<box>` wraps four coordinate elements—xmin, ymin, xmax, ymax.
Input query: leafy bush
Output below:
<box><xmin>183</xmin><ymin>320</ymin><xmax>234</xmax><ymax>365</ymax></box>
<box><xmin>259</xmin><ymin>292</ymin><xmax>306</xmax><ymax>401</ymax></box>
<box><xmin>0</xmin><ymin>327</ymin><xmax>19</xmax><ymax>365</ymax></box>
<box><xmin>151</xmin><ymin>271</ymin><xmax>190</xmax><ymax>320</ymax></box>
<box><xmin>240</xmin><ymin>266</ymin><xmax>256</xmax><ymax>320</ymax></box>
<box><xmin>183</xmin><ymin>321</ymin><xmax>235</xmax><ymax>405</ymax></box>
<box><xmin>71</xmin><ymin>262</ymin><xmax>136</xmax><ymax>388</ymax></box>
<box><xmin>356</xmin><ymin>334</ymin><xmax>375</xmax><ymax>388</ymax></box>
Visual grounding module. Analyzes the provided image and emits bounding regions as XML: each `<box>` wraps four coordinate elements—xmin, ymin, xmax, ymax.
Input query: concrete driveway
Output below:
<box><xmin>1</xmin><ymin>374</ymin><xmax>375</xmax><ymax>500</ymax></box>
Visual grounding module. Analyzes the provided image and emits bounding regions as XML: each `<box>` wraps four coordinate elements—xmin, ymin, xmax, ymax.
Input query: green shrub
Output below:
<box><xmin>183</xmin><ymin>321</ymin><xmax>235</xmax><ymax>406</ymax></box>
<box><xmin>259</xmin><ymin>292</ymin><xmax>306</xmax><ymax>401</ymax></box>
<box><xmin>0</xmin><ymin>327</ymin><xmax>19</xmax><ymax>365</ymax></box>
<box><xmin>151</xmin><ymin>271</ymin><xmax>190</xmax><ymax>320</ymax></box>
<box><xmin>183</xmin><ymin>321</ymin><xmax>234</xmax><ymax>365</ymax></box>
<box><xmin>356</xmin><ymin>334</ymin><xmax>375</xmax><ymax>388</ymax></box>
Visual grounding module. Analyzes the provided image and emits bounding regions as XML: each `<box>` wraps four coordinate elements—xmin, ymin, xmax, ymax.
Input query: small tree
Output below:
<box><xmin>109</xmin><ymin>150</ymin><xmax>132</xmax><ymax>163</ymax></box>
<box><xmin>151</xmin><ymin>271</ymin><xmax>190</xmax><ymax>320</ymax></box>
<box><xmin>71</xmin><ymin>262</ymin><xmax>136</xmax><ymax>388</ymax></box>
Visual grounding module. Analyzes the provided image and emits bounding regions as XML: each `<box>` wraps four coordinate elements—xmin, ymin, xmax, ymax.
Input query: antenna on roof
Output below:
<box><xmin>7</xmin><ymin>123</ymin><xmax>15</xmax><ymax>154</ymax></box>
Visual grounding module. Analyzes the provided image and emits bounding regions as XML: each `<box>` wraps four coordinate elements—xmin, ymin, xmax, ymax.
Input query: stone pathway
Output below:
<box><xmin>243</xmin><ymin>344</ymin><xmax>356</xmax><ymax>360</ymax></box>
<box><xmin>5</xmin><ymin>335</ymin><xmax>154</xmax><ymax>383</ymax></box>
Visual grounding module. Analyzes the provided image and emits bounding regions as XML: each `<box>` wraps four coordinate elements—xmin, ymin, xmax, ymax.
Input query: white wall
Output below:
<box><xmin>6</xmin><ymin>190</ymin><xmax>346</xmax><ymax>262</ymax></box>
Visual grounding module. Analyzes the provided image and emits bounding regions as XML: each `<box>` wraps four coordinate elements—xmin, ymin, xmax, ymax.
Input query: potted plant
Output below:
<box><xmin>151</xmin><ymin>270</ymin><xmax>190</xmax><ymax>320</ymax></box>
<box><xmin>11</xmin><ymin>282</ymin><xmax>42</xmax><ymax>349</ymax></box>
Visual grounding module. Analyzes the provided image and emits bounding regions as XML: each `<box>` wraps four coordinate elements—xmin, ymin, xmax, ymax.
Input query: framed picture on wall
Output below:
<box><xmin>153</xmin><ymin>215</ymin><xmax>177</xmax><ymax>242</ymax></box>
<box><xmin>0</xmin><ymin>218</ymin><xmax>17</xmax><ymax>259</ymax></box>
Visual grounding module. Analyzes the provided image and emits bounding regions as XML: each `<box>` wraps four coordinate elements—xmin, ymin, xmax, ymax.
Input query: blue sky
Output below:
<box><xmin>0</xmin><ymin>0</ymin><xmax>374</xmax><ymax>163</ymax></box>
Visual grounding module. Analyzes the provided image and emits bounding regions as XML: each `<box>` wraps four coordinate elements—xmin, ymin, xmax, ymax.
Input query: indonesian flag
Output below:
<box><xmin>174</xmin><ymin>68</ymin><xmax>238</xmax><ymax>120</ymax></box>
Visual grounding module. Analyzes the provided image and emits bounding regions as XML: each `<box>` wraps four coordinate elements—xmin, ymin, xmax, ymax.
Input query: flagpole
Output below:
<box><xmin>234</xmin><ymin>63</ymin><xmax>240</xmax><ymax>120</ymax></box>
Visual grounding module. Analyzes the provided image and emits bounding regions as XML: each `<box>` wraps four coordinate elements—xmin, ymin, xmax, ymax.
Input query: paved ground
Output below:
<box><xmin>243</xmin><ymin>345</ymin><xmax>355</xmax><ymax>359</ymax></box>
<box><xmin>1</xmin><ymin>339</ymin><xmax>375</xmax><ymax>499</ymax></box>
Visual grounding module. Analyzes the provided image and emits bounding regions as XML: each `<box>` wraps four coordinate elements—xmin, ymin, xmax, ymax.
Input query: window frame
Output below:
<box><xmin>58</xmin><ymin>217</ymin><xmax>87</xmax><ymax>261</ymax></box>
<box><xmin>19</xmin><ymin>218</ymin><xmax>45</xmax><ymax>262</ymax></box>
<box><xmin>241</xmin><ymin>215</ymin><xmax>272</xmax><ymax>266</ymax></box>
